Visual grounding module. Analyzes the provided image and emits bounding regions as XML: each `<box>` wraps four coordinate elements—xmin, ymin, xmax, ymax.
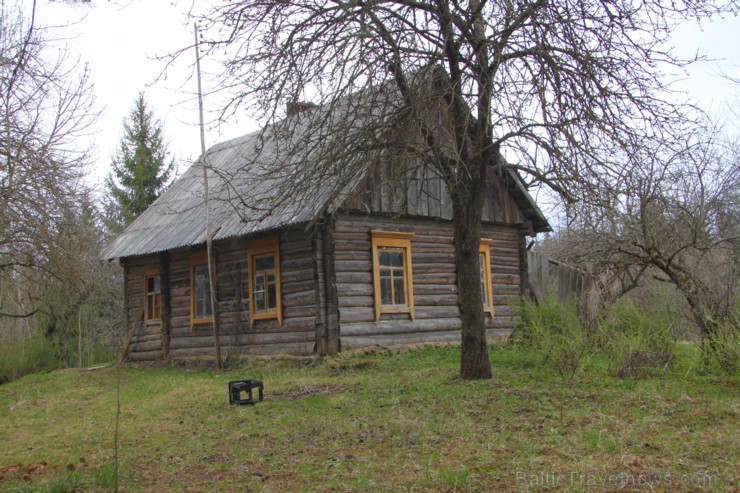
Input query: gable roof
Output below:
<box><xmin>102</xmin><ymin>94</ymin><xmax>550</xmax><ymax>261</ymax></box>
<box><xmin>101</xmin><ymin>125</ymin><xmax>352</xmax><ymax>261</ymax></box>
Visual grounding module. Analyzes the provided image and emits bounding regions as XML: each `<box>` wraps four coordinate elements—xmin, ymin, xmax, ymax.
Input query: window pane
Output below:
<box><xmin>480</xmin><ymin>254</ymin><xmax>487</xmax><ymax>306</ymax></box>
<box><xmin>148</xmin><ymin>276</ymin><xmax>161</xmax><ymax>294</ymax></box>
<box><xmin>379</xmin><ymin>250</ymin><xmax>390</xmax><ymax>266</ymax></box>
<box><xmin>267</xmin><ymin>283</ymin><xmax>276</xmax><ymax>310</ymax></box>
<box><xmin>388</xmin><ymin>251</ymin><xmax>403</xmax><ymax>267</ymax></box>
<box><xmin>195</xmin><ymin>264</ymin><xmax>212</xmax><ymax>318</ymax></box>
<box><xmin>378</xmin><ymin>248</ymin><xmax>408</xmax><ymax>307</ymax></box>
<box><xmin>147</xmin><ymin>295</ymin><xmax>154</xmax><ymax>320</ymax></box>
<box><xmin>247</xmin><ymin>237</ymin><xmax>281</xmax><ymax>320</ymax></box>
<box><xmin>393</xmin><ymin>276</ymin><xmax>406</xmax><ymax>305</ymax></box>
<box><xmin>254</xmin><ymin>273</ymin><xmax>265</xmax><ymax>312</ymax></box>
<box><xmin>380</xmin><ymin>275</ymin><xmax>392</xmax><ymax>304</ymax></box>
<box><xmin>379</xmin><ymin>249</ymin><xmax>403</xmax><ymax>268</ymax></box>
<box><xmin>153</xmin><ymin>294</ymin><xmax>161</xmax><ymax>319</ymax></box>
<box><xmin>372</xmin><ymin>234</ymin><xmax>415</xmax><ymax>319</ymax></box>
<box><xmin>255</xmin><ymin>255</ymin><xmax>275</xmax><ymax>271</ymax></box>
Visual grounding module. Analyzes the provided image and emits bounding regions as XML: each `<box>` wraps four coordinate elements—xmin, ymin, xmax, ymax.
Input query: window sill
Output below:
<box><xmin>376</xmin><ymin>306</ymin><xmax>415</xmax><ymax>320</ymax></box>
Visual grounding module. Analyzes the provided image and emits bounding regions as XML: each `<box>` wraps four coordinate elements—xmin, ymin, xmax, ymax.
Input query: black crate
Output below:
<box><xmin>228</xmin><ymin>380</ymin><xmax>264</xmax><ymax>405</ymax></box>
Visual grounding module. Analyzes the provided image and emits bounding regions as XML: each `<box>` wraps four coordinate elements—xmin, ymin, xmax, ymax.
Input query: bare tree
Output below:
<box><xmin>193</xmin><ymin>0</ymin><xmax>737</xmax><ymax>379</ymax></box>
<box><xmin>0</xmin><ymin>0</ymin><xmax>97</xmax><ymax>318</ymax></box>
<box><xmin>37</xmin><ymin>193</ymin><xmax>123</xmax><ymax>364</ymax></box>
<box><xmin>556</xmin><ymin>126</ymin><xmax>738</xmax><ymax>341</ymax></box>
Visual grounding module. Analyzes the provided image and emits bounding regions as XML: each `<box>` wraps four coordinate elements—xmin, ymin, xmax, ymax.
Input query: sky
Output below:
<box><xmin>32</xmin><ymin>1</ymin><xmax>740</xmax><ymax>196</ymax></box>
<box><xmin>35</xmin><ymin>0</ymin><xmax>253</xmax><ymax>192</ymax></box>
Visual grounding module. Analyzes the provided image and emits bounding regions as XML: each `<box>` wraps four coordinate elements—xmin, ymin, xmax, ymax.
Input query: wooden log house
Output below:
<box><xmin>102</xmin><ymin>90</ymin><xmax>551</xmax><ymax>361</ymax></box>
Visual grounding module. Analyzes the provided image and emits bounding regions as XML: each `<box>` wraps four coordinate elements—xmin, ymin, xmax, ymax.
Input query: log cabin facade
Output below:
<box><xmin>103</xmin><ymin>95</ymin><xmax>550</xmax><ymax>361</ymax></box>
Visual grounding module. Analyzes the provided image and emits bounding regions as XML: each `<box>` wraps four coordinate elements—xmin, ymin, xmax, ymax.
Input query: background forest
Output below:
<box><xmin>0</xmin><ymin>1</ymin><xmax>174</xmax><ymax>382</ymax></box>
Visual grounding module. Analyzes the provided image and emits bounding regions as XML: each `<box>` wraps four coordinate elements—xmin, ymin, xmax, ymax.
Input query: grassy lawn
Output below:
<box><xmin>0</xmin><ymin>344</ymin><xmax>737</xmax><ymax>492</ymax></box>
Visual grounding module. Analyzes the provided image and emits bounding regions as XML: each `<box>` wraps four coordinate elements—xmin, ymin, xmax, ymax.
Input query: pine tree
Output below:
<box><xmin>105</xmin><ymin>92</ymin><xmax>174</xmax><ymax>232</ymax></box>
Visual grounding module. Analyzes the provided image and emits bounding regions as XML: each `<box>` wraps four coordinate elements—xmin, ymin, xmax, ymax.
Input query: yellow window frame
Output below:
<box><xmin>480</xmin><ymin>239</ymin><xmax>494</xmax><ymax>317</ymax></box>
<box><xmin>247</xmin><ymin>236</ymin><xmax>282</xmax><ymax>326</ymax></box>
<box><xmin>371</xmin><ymin>230</ymin><xmax>415</xmax><ymax>321</ymax></box>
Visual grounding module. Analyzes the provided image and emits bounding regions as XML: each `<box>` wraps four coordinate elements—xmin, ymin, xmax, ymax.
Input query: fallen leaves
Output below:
<box><xmin>0</xmin><ymin>457</ymin><xmax>91</xmax><ymax>483</ymax></box>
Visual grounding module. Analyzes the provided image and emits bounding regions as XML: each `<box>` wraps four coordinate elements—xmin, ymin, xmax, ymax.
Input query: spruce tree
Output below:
<box><xmin>105</xmin><ymin>92</ymin><xmax>174</xmax><ymax>232</ymax></box>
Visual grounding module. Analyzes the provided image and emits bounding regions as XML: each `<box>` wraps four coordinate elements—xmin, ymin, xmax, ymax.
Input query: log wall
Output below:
<box><xmin>121</xmin><ymin>216</ymin><xmax>527</xmax><ymax>359</ymax></box>
<box><xmin>123</xmin><ymin>255</ymin><xmax>164</xmax><ymax>361</ymax></box>
<box><xmin>332</xmin><ymin>214</ymin><xmax>523</xmax><ymax>348</ymax></box>
<box><xmin>166</xmin><ymin>229</ymin><xmax>317</xmax><ymax>359</ymax></box>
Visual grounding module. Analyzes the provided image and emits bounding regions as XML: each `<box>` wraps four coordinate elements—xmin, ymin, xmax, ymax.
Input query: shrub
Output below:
<box><xmin>0</xmin><ymin>329</ymin><xmax>58</xmax><ymax>384</ymax></box>
<box><xmin>701</xmin><ymin>311</ymin><xmax>738</xmax><ymax>375</ymax></box>
<box><xmin>599</xmin><ymin>301</ymin><xmax>676</xmax><ymax>379</ymax></box>
<box><xmin>512</xmin><ymin>296</ymin><xmax>591</xmax><ymax>379</ymax></box>
<box><xmin>0</xmin><ymin>320</ymin><xmax>118</xmax><ymax>384</ymax></box>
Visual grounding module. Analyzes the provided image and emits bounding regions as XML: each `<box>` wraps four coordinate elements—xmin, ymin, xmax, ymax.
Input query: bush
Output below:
<box><xmin>512</xmin><ymin>296</ymin><xmax>591</xmax><ymax>379</ymax></box>
<box><xmin>701</xmin><ymin>311</ymin><xmax>738</xmax><ymax>375</ymax></box>
<box><xmin>0</xmin><ymin>315</ymin><xmax>119</xmax><ymax>384</ymax></box>
<box><xmin>599</xmin><ymin>301</ymin><xmax>676</xmax><ymax>379</ymax></box>
<box><xmin>0</xmin><ymin>329</ymin><xmax>58</xmax><ymax>384</ymax></box>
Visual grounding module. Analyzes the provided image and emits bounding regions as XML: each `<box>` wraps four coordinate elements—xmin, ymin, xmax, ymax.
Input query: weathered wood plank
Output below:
<box><xmin>341</xmin><ymin>318</ymin><xmax>462</xmax><ymax>337</ymax></box>
<box><xmin>334</xmin><ymin>251</ymin><xmax>372</xmax><ymax>262</ymax></box>
<box><xmin>170</xmin><ymin>331</ymin><xmax>314</xmax><ymax>349</ymax></box>
<box><xmin>342</xmin><ymin>332</ymin><xmax>460</xmax><ymax>348</ymax></box>
<box><xmin>132</xmin><ymin>332</ymin><xmax>161</xmax><ymax>343</ymax></box>
<box><xmin>412</xmin><ymin>252</ymin><xmax>455</xmax><ymax>263</ymax></box>
<box><xmin>170</xmin><ymin>342</ymin><xmax>313</xmax><ymax>358</ymax></box>
<box><xmin>413</xmin><ymin>284</ymin><xmax>458</xmax><ymax>296</ymax></box>
<box><xmin>128</xmin><ymin>349</ymin><xmax>166</xmax><ymax>361</ymax></box>
<box><xmin>337</xmin><ymin>295</ymin><xmax>374</xmax><ymax>308</ymax></box>
<box><xmin>335</xmin><ymin>271</ymin><xmax>373</xmax><ymax>284</ymax></box>
<box><xmin>281</xmin><ymin>279</ymin><xmax>315</xmax><ymax>296</ymax></box>
<box><xmin>339</xmin><ymin>307</ymin><xmax>374</xmax><ymax>323</ymax></box>
<box><xmin>336</xmin><ymin>283</ymin><xmax>373</xmax><ymax>296</ymax></box>
<box><xmin>412</xmin><ymin>263</ymin><xmax>456</xmax><ymax>275</ymax></box>
<box><xmin>413</xmin><ymin>294</ymin><xmax>458</xmax><ymax>306</ymax></box>
<box><xmin>130</xmin><ymin>340</ymin><xmax>162</xmax><ymax>353</ymax></box>
<box><xmin>414</xmin><ymin>306</ymin><xmax>460</xmax><ymax>319</ymax></box>
<box><xmin>284</xmin><ymin>305</ymin><xmax>317</xmax><ymax>318</ymax></box>
<box><xmin>334</xmin><ymin>239</ymin><xmax>372</xmax><ymax>251</ymax></box>
<box><xmin>282</xmin><ymin>290</ymin><xmax>316</xmax><ymax>307</ymax></box>
<box><xmin>413</xmin><ymin>273</ymin><xmax>457</xmax><ymax>284</ymax></box>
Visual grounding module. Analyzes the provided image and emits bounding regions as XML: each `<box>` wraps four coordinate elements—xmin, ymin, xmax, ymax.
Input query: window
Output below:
<box><xmin>145</xmin><ymin>270</ymin><xmax>161</xmax><ymax>323</ymax></box>
<box><xmin>480</xmin><ymin>239</ymin><xmax>494</xmax><ymax>317</ymax></box>
<box><xmin>247</xmin><ymin>236</ymin><xmax>282</xmax><ymax>324</ymax></box>
<box><xmin>190</xmin><ymin>253</ymin><xmax>213</xmax><ymax>325</ymax></box>
<box><xmin>371</xmin><ymin>230</ymin><xmax>414</xmax><ymax>321</ymax></box>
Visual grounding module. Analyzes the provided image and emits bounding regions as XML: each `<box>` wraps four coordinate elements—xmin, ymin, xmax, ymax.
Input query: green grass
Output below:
<box><xmin>0</xmin><ymin>344</ymin><xmax>737</xmax><ymax>492</ymax></box>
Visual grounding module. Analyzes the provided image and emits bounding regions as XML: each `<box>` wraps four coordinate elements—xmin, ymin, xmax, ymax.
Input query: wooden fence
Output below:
<box><xmin>527</xmin><ymin>251</ymin><xmax>592</xmax><ymax>303</ymax></box>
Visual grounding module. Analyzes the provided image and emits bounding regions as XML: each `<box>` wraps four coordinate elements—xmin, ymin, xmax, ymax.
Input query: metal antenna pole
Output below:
<box><xmin>194</xmin><ymin>23</ymin><xmax>222</xmax><ymax>368</ymax></box>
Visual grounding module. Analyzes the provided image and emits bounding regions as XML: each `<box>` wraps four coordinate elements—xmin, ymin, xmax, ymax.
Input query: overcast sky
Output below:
<box><xmin>34</xmin><ymin>1</ymin><xmax>740</xmax><ymax>195</ymax></box>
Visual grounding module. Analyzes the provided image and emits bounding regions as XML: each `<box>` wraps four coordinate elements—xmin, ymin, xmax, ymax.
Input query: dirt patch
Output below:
<box><xmin>276</xmin><ymin>383</ymin><xmax>359</xmax><ymax>400</ymax></box>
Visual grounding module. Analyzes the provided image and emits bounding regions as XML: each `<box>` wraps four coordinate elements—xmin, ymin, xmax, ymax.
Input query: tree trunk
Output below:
<box><xmin>452</xmin><ymin>173</ymin><xmax>492</xmax><ymax>380</ymax></box>
<box><xmin>658</xmin><ymin>263</ymin><xmax>722</xmax><ymax>340</ymax></box>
